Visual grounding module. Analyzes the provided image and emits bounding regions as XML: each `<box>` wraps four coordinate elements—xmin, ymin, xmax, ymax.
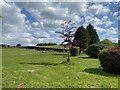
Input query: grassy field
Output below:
<box><xmin>2</xmin><ymin>48</ymin><xmax>120</xmax><ymax>88</ymax></box>
<box><xmin>36</xmin><ymin>45</ymin><xmax>69</xmax><ymax>49</ymax></box>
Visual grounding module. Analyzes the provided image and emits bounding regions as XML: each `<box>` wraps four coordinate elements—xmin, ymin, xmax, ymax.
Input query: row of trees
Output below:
<box><xmin>36</xmin><ymin>43</ymin><xmax>57</xmax><ymax>46</ymax></box>
<box><xmin>57</xmin><ymin>21</ymin><xmax>118</xmax><ymax>60</ymax></box>
<box><xmin>74</xmin><ymin>24</ymin><xmax>100</xmax><ymax>52</ymax></box>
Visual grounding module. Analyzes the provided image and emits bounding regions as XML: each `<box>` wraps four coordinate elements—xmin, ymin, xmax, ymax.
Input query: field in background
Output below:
<box><xmin>2</xmin><ymin>48</ymin><xmax>119</xmax><ymax>88</ymax></box>
<box><xmin>36</xmin><ymin>45</ymin><xmax>69</xmax><ymax>49</ymax></box>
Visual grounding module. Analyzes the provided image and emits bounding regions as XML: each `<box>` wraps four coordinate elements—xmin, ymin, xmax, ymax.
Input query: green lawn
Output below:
<box><xmin>2</xmin><ymin>48</ymin><xmax>120</xmax><ymax>88</ymax></box>
<box><xmin>36</xmin><ymin>45</ymin><xmax>69</xmax><ymax>49</ymax></box>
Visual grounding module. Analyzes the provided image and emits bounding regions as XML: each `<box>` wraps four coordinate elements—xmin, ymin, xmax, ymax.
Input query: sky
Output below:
<box><xmin>0</xmin><ymin>0</ymin><xmax>120</xmax><ymax>46</ymax></box>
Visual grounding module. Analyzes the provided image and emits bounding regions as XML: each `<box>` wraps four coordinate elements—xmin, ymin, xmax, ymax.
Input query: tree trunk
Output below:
<box><xmin>67</xmin><ymin>44</ymin><xmax>71</xmax><ymax>62</ymax></box>
<box><xmin>67</xmin><ymin>56</ymin><xmax>70</xmax><ymax>62</ymax></box>
<box><xmin>79</xmin><ymin>48</ymin><xmax>81</xmax><ymax>54</ymax></box>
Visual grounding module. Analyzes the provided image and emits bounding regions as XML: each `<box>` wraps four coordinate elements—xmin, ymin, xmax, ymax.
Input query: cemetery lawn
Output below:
<box><xmin>36</xmin><ymin>45</ymin><xmax>69</xmax><ymax>49</ymax></box>
<box><xmin>2</xmin><ymin>48</ymin><xmax>120</xmax><ymax>88</ymax></box>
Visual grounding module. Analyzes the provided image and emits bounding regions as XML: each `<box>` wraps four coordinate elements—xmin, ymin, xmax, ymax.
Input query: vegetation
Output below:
<box><xmin>86</xmin><ymin>44</ymin><xmax>103</xmax><ymax>58</ymax></box>
<box><xmin>17</xmin><ymin>44</ymin><xmax>21</xmax><ymax>47</ymax></box>
<box><xmin>113</xmin><ymin>43</ymin><xmax>118</xmax><ymax>48</ymax></box>
<box><xmin>2</xmin><ymin>21</ymin><xmax>119</xmax><ymax>88</ymax></box>
<box><xmin>36</xmin><ymin>45</ymin><xmax>69</xmax><ymax>50</ymax></box>
<box><xmin>74</xmin><ymin>26</ymin><xmax>89</xmax><ymax>52</ymax></box>
<box><xmin>2</xmin><ymin>48</ymin><xmax>119</xmax><ymax>88</ymax></box>
<box><xmin>74</xmin><ymin>24</ymin><xmax>100</xmax><ymax>53</ymax></box>
<box><xmin>99</xmin><ymin>48</ymin><xmax>120</xmax><ymax>74</ymax></box>
<box><xmin>0</xmin><ymin>44</ymin><xmax>9</xmax><ymax>47</ymax></box>
<box><xmin>36</xmin><ymin>43</ymin><xmax>57</xmax><ymax>46</ymax></box>
<box><xmin>56</xmin><ymin>21</ymin><xmax>75</xmax><ymax>62</ymax></box>
<box><xmin>87</xmin><ymin>24</ymin><xmax>100</xmax><ymax>46</ymax></box>
<box><xmin>99</xmin><ymin>39</ymin><xmax>115</xmax><ymax>49</ymax></box>
<box><xmin>118</xmin><ymin>40</ymin><xmax>120</xmax><ymax>47</ymax></box>
<box><xmin>70</xmin><ymin>46</ymin><xmax>79</xmax><ymax>56</ymax></box>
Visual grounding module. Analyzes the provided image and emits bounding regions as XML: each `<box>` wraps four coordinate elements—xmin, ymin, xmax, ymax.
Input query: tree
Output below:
<box><xmin>99</xmin><ymin>39</ymin><xmax>115</xmax><ymax>49</ymax></box>
<box><xmin>87</xmin><ymin>24</ymin><xmax>100</xmax><ymax>45</ymax></box>
<box><xmin>17</xmin><ymin>44</ymin><xmax>21</xmax><ymax>47</ymax></box>
<box><xmin>118</xmin><ymin>40</ymin><xmax>120</xmax><ymax>47</ymax></box>
<box><xmin>86</xmin><ymin>44</ymin><xmax>103</xmax><ymax>58</ymax></box>
<box><xmin>74</xmin><ymin>26</ymin><xmax>89</xmax><ymax>52</ymax></box>
<box><xmin>0</xmin><ymin>44</ymin><xmax>7</xmax><ymax>47</ymax></box>
<box><xmin>56</xmin><ymin>20</ymin><xmax>76</xmax><ymax>62</ymax></box>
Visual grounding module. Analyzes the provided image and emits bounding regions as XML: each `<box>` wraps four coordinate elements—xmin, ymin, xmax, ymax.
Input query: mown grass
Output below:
<box><xmin>36</xmin><ymin>45</ymin><xmax>69</xmax><ymax>49</ymax></box>
<box><xmin>2</xmin><ymin>48</ymin><xmax>120</xmax><ymax>88</ymax></box>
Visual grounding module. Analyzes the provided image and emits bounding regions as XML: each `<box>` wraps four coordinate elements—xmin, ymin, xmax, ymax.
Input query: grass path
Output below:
<box><xmin>2</xmin><ymin>48</ymin><xmax>120</xmax><ymax>88</ymax></box>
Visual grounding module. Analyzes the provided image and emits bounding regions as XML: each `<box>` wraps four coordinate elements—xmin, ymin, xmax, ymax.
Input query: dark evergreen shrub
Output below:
<box><xmin>17</xmin><ymin>44</ymin><xmax>21</xmax><ymax>47</ymax></box>
<box><xmin>86</xmin><ymin>44</ymin><xmax>103</xmax><ymax>58</ymax></box>
<box><xmin>70</xmin><ymin>46</ymin><xmax>79</xmax><ymax>56</ymax></box>
<box><xmin>1</xmin><ymin>44</ymin><xmax>6</xmax><ymax>47</ymax></box>
<box><xmin>99</xmin><ymin>48</ymin><xmax>120</xmax><ymax>74</ymax></box>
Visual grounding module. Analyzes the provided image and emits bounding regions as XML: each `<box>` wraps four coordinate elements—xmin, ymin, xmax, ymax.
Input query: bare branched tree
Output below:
<box><xmin>56</xmin><ymin>20</ymin><xmax>76</xmax><ymax>62</ymax></box>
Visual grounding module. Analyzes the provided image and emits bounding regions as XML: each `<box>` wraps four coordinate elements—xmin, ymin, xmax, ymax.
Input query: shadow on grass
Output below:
<box><xmin>19</xmin><ymin>61</ymin><xmax>75</xmax><ymax>66</ymax></box>
<box><xmin>83</xmin><ymin>68</ymin><xmax>120</xmax><ymax>77</ymax></box>
<box><xmin>78</xmin><ymin>57</ymin><xmax>98</xmax><ymax>60</ymax></box>
<box><xmin>52</xmin><ymin>53</ymin><xmax>68</xmax><ymax>58</ymax></box>
<box><xmin>19</xmin><ymin>62</ymin><xmax>59</xmax><ymax>66</ymax></box>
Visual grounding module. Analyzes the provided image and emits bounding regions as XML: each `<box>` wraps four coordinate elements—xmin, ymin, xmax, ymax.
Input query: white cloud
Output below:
<box><xmin>106</xmin><ymin>37</ymin><xmax>118</xmax><ymax>43</ymax></box>
<box><xmin>113</xmin><ymin>11</ymin><xmax>120</xmax><ymax>20</ymax></box>
<box><xmin>95</xmin><ymin>26</ymin><xmax>118</xmax><ymax>43</ymax></box>
<box><xmin>101</xmin><ymin>15</ymin><xmax>113</xmax><ymax>27</ymax></box>
<box><xmin>106</xmin><ymin>21</ymin><xmax>113</xmax><ymax>26</ymax></box>
<box><xmin>95</xmin><ymin>26</ymin><xmax>106</xmax><ymax>33</ymax></box>
<box><xmin>107</xmin><ymin>27</ymin><xmax>118</xmax><ymax>35</ymax></box>
<box><xmin>118</xmin><ymin>16</ymin><xmax>120</xmax><ymax>20</ymax></box>
<box><xmin>2</xmin><ymin>1</ymin><xmax>53</xmax><ymax>45</ymax></box>
<box><xmin>114</xmin><ymin>12</ymin><xmax>118</xmax><ymax>16</ymax></box>
<box><xmin>87</xmin><ymin>4</ymin><xmax>110</xmax><ymax>15</ymax></box>
<box><xmin>32</xmin><ymin>22</ymin><xmax>39</xmax><ymax>27</ymax></box>
<box><xmin>1</xmin><ymin>1</ymin><xmax>118</xmax><ymax>45</ymax></box>
<box><xmin>90</xmin><ymin>0</ymin><xmax>119</xmax><ymax>2</ymax></box>
<box><xmin>84</xmin><ymin>16</ymin><xmax>101</xmax><ymax>26</ymax></box>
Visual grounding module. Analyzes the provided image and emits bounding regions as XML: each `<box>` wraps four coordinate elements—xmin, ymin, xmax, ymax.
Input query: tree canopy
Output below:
<box><xmin>74</xmin><ymin>24</ymin><xmax>100</xmax><ymax>51</ymax></box>
<box><xmin>99</xmin><ymin>39</ymin><xmax>115</xmax><ymax>49</ymax></box>
<box><xmin>74</xmin><ymin>26</ymin><xmax>89</xmax><ymax>51</ymax></box>
<box><xmin>87</xmin><ymin>24</ymin><xmax>100</xmax><ymax>45</ymax></box>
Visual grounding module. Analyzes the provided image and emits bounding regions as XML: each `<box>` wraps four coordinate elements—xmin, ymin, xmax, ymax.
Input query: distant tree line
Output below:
<box><xmin>0</xmin><ymin>44</ymin><xmax>10</xmax><ymax>47</ymax></box>
<box><xmin>36</xmin><ymin>43</ymin><xmax>57</xmax><ymax>46</ymax></box>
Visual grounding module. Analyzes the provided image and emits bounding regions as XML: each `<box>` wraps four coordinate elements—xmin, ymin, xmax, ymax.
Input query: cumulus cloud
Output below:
<box><xmin>101</xmin><ymin>16</ymin><xmax>113</xmax><ymax>27</ymax></box>
<box><xmin>84</xmin><ymin>15</ymin><xmax>101</xmax><ymax>26</ymax></box>
<box><xmin>95</xmin><ymin>26</ymin><xmax>118</xmax><ymax>42</ymax></box>
<box><xmin>91</xmin><ymin>0</ymin><xmax>119</xmax><ymax>2</ymax></box>
<box><xmin>86</xmin><ymin>4</ymin><xmax>110</xmax><ymax>15</ymax></box>
<box><xmin>113</xmin><ymin>11</ymin><xmax>120</xmax><ymax>20</ymax></box>
<box><xmin>1</xmin><ymin>0</ymin><xmax>118</xmax><ymax>45</ymax></box>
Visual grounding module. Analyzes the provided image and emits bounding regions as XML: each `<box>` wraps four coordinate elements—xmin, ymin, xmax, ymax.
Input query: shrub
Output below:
<box><xmin>36</xmin><ymin>43</ymin><xmax>57</xmax><ymax>46</ymax></box>
<box><xmin>70</xmin><ymin>46</ymin><xmax>79</xmax><ymax>56</ymax></box>
<box><xmin>119</xmin><ymin>40</ymin><xmax>120</xmax><ymax>47</ymax></box>
<box><xmin>0</xmin><ymin>44</ymin><xmax>8</xmax><ymax>47</ymax></box>
<box><xmin>99</xmin><ymin>39</ymin><xmax>115</xmax><ymax>49</ymax></box>
<box><xmin>86</xmin><ymin>44</ymin><xmax>103</xmax><ymax>58</ymax></box>
<box><xmin>17</xmin><ymin>44</ymin><xmax>21</xmax><ymax>47</ymax></box>
<box><xmin>99</xmin><ymin>48</ymin><xmax>120</xmax><ymax>74</ymax></box>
